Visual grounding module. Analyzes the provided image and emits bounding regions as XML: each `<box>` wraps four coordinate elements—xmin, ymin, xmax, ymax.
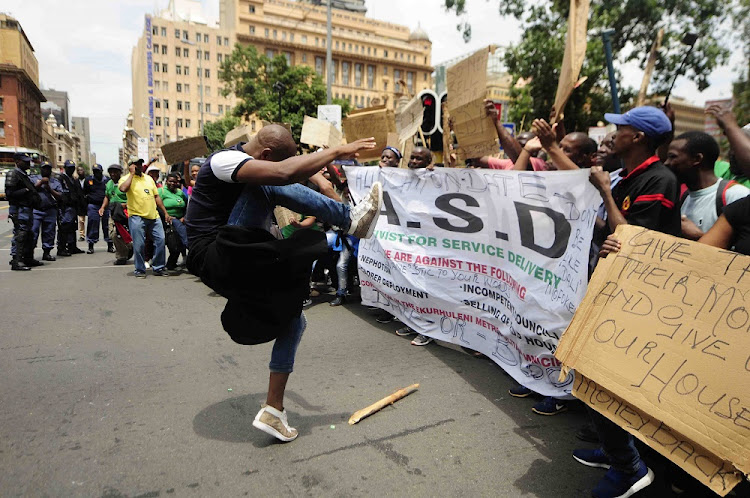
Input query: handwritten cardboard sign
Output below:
<box><xmin>556</xmin><ymin>225</ymin><xmax>749</xmax><ymax>496</ymax></box>
<box><xmin>446</xmin><ymin>47</ymin><xmax>497</xmax><ymax>161</ymax></box>
<box><xmin>342</xmin><ymin>105</ymin><xmax>396</xmax><ymax>161</ymax></box>
<box><xmin>552</xmin><ymin>0</ymin><xmax>590</xmax><ymax>123</ymax></box>
<box><xmin>395</xmin><ymin>95</ymin><xmax>424</xmax><ymax>143</ymax></box>
<box><xmin>160</xmin><ymin>136</ymin><xmax>209</xmax><ymax>164</ymax></box>
<box><xmin>300</xmin><ymin>115</ymin><xmax>343</xmax><ymax>148</ymax></box>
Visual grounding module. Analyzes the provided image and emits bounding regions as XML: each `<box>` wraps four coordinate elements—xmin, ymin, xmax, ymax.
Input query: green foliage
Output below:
<box><xmin>219</xmin><ymin>44</ymin><xmax>351</xmax><ymax>143</ymax></box>
<box><xmin>78</xmin><ymin>161</ymin><xmax>90</xmax><ymax>175</ymax></box>
<box><xmin>445</xmin><ymin>0</ymin><xmax>732</xmax><ymax>131</ymax></box>
<box><xmin>203</xmin><ymin>114</ymin><xmax>241</xmax><ymax>153</ymax></box>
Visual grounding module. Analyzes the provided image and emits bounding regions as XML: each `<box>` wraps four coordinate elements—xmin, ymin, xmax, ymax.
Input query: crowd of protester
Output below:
<box><xmin>6</xmin><ymin>97</ymin><xmax>750</xmax><ymax>497</ymax></box>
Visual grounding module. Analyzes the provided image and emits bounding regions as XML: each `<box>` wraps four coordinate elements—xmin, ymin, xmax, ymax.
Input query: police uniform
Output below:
<box><xmin>5</xmin><ymin>153</ymin><xmax>42</xmax><ymax>270</ymax></box>
<box><xmin>82</xmin><ymin>164</ymin><xmax>111</xmax><ymax>253</ymax></box>
<box><xmin>29</xmin><ymin>165</ymin><xmax>62</xmax><ymax>261</ymax></box>
<box><xmin>57</xmin><ymin>160</ymin><xmax>86</xmax><ymax>256</ymax></box>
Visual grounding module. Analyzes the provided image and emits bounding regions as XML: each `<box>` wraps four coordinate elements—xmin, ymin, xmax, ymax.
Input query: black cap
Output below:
<box><xmin>92</xmin><ymin>163</ymin><xmax>103</xmax><ymax>171</ymax></box>
<box><xmin>40</xmin><ymin>162</ymin><xmax>52</xmax><ymax>169</ymax></box>
<box><xmin>107</xmin><ymin>163</ymin><xmax>123</xmax><ymax>171</ymax></box>
<box><xmin>14</xmin><ymin>153</ymin><xmax>32</xmax><ymax>162</ymax></box>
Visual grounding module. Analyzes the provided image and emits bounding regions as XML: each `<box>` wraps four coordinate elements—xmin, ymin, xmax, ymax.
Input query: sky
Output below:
<box><xmin>3</xmin><ymin>0</ymin><xmax>741</xmax><ymax>165</ymax></box>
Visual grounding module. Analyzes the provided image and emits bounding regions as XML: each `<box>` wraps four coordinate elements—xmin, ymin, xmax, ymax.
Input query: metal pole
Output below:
<box><xmin>199</xmin><ymin>49</ymin><xmax>204</xmax><ymax>135</ymax></box>
<box><xmin>326</xmin><ymin>0</ymin><xmax>333</xmax><ymax>105</ymax></box>
<box><xmin>278</xmin><ymin>90</ymin><xmax>283</xmax><ymax>122</ymax></box>
<box><xmin>601</xmin><ymin>29</ymin><xmax>621</xmax><ymax>114</ymax></box>
<box><xmin>273</xmin><ymin>81</ymin><xmax>285</xmax><ymax>122</ymax></box>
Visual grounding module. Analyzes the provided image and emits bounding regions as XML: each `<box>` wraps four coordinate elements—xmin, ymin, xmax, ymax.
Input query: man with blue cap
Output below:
<box><xmin>57</xmin><ymin>159</ymin><xmax>86</xmax><ymax>256</ymax></box>
<box><xmin>82</xmin><ymin>163</ymin><xmax>112</xmax><ymax>254</ymax></box>
<box><xmin>575</xmin><ymin>105</ymin><xmax>678</xmax><ymax>498</ymax></box>
<box><xmin>5</xmin><ymin>153</ymin><xmax>42</xmax><ymax>270</ymax></box>
<box><xmin>29</xmin><ymin>162</ymin><xmax>62</xmax><ymax>261</ymax></box>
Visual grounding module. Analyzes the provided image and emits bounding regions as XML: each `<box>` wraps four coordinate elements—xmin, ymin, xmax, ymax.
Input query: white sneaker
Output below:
<box><xmin>253</xmin><ymin>404</ymin><xmax>298</xmax><ymax>442</ymax></box>
<box><xmin>144</xmin><ymin>261</ymin><xmax>151</xmax><ymax>269</ymax></box>
<box><xmin>347</xmin><ymin>182</ymin><xmax>382</xmax><ymax>239</ymax></box>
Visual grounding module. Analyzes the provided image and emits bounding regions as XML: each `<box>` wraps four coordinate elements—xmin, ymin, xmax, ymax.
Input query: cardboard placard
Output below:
<box><xmin>160</xmin><ymin>136</ymin><xmax>209</xmax><ymax>164</ymax></box>
<box><xmin>317</xmin><ymin>104</ymin><xmax>342</xmax><ymax>131</ymax></box>
<box><xmin>446</xmin><ymin>47</ymin><xmax>497</xmax><ymax>161</ymax></box>
<box><xmin>300</xmin><ymin>115</ymin><xmax>343</xmax><ymax>148</ymax></box>
<box><xmin>552</xmin><ymin>0</ymin><xmax>591</xmax><ymax>123</ymax></box>
<box><xmin>342</xmin><ymin>105</ymin><xmax>396</xmax><ymax>161</ymax></box>
<box><xmin>556</xmin><ymin>225</ymin><xmax>749</xmax><ymax>496</ymax></box>
<box><xmin>395</xmin><ymin>95</ymin><xmax>424</xmax><ymax>143</ymax></box>
<box><xmin>225</xmin><ymin>125</ymin><xmax>253</xmax><ymax>148</ymax></box>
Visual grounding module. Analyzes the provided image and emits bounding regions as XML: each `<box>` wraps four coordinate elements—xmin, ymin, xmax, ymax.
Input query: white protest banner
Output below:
<box><xmin>345</xmin><ymin>167</ymin><xmax>601</xmax><ymax>396</ymax></box>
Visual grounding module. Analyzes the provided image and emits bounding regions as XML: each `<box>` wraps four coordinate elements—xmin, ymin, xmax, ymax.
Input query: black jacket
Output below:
<box><xmin>191</xmin><ymin>226</ymin><xmax>328</xmax><ymax>345</ymax></box>
<box><xmin>59</xmin><ymin>173</ymin><xmax>86</xmax><ymax>214</ymax></box>
<box><xmin>4</xmin><ymin>167</ymin><xmax>41</xmax><ymax>208</ymax></box>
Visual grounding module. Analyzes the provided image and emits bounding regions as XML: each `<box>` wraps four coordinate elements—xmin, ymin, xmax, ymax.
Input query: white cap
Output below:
<box><xmin>145</xmin><ymin>165</ymin><xmax>160</xmax><ymax>174</ymax></box>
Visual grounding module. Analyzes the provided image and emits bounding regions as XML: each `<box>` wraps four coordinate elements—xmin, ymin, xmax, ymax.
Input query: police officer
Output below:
<box><xmin>83</xmin><ymin>163</ymin><xmax>112</xmax><ymax>254</ymax></box>
<box><xmin>5</xmin><ymin>153</ymin><xmax>42</xmax><ymax>270</ymax></box>
<box><xmin>57</xmin><ymin>159</ymin><xmax>85</xmax><ymax>256</ymax></box>
<box><xmin>29</xmin><ymin>162</ymin><xmax>62</xmax><ymax>261</ymax></box>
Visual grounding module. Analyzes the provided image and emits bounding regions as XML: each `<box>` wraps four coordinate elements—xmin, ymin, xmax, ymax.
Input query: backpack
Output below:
<box><xmin>680</xmin><ymin>179</ymin><xmax>738</xmax><ymax>216</ymax></box>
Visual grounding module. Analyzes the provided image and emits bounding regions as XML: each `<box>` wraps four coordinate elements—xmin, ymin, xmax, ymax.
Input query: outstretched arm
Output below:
<box><xmin>707</xmin><ymin>104</ymin><xmax>750</xmax><ymax>177</ymax></box>
<box><xmin>484</xmin><ymin>99</ymin><xmax>523</xmax><ymax>162</ymax></box>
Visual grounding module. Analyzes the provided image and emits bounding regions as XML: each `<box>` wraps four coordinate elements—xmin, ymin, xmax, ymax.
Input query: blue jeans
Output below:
<box><xmin>228</xmin><ymin>183</ymin><xmax>348</xmax><ymax>373</ymax></box>
<box><xmin>171</xmin><ymin>217</ymin><xmax>189</xmax><ymax>248</ymax></box>
<box><xmin>228</xmin><ymin>183</ymin><xmax>351</xmax><ymax>230</ymax></box>
<box><xmin>32</xmin><ymin>207</ymin><xmax>57</xmax><ymax>251</ymax></box>
<box><xmin>86</xmin><ymin>203</ymin><xmax>110</xmax><ymax>244</ymax></box>
<box><xmin>129</xmin><ymin>215</ymin><xmax>166</xmax><ymax>273</ymax></box>
<box><xmin>336</xmin><ymin>242</ymin><xmax>352</xmax><ymax>297</ymax></box>
<box><xmin>590</xmin><ymin>408</ymin><xmax>641</xmax><ymax>474</ymax></box>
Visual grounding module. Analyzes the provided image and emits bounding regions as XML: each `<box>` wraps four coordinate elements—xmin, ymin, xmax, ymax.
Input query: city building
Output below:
<box><xmin>0</xmin><ymin>13</ymin><xmax>45</xmax><ymax>153</ymax></box>
<box><xmin>71</xmin><ymin>116</ymin><xmax>94</xmax><ymax>165</ymax></box>
<box><xmin>42</xmin><ymin>113</ymin><xmax>81</xmax><ymax>167</ymax></box>
<box><xmin>41</xmin><ymin>89</ymin><xmax>70</xmax><ymax>130</ymax></box>
<box><xmin>121</xmin><ymin>111</ymin><xmax>139</xmax><ymax>167</ymax></box>
<box><xmin>219</xmin><ymin>0</ymin><xmax>433</xmax><ymax>113</ymax></box>
<box><xmin>131</xmin><ymin>0</ymin><xmax>237</xmax><ymax>161</ymax></box>
<box><xmin>299</xmin><ymin>0</ymin><xmax>366</xmax><ymax>13</ymax></box>
<box><xmin>646</xmin><ymin>96</ymin><xmax>705</xmax><ymax>136</ymax></box>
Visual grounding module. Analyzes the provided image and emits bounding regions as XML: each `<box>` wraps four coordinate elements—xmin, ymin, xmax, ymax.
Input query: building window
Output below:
<box><xmin>164</xmin><ymin>117</ymin><xmax>169</xmax><ymax>126</ymax></box>
<box><xmin>301</xmin><ymin>35</ymin><xmax>307</xmax><ymax>44</ymax></box>
<box><xmin>217</xmin><ymin>35</ymin><xmax>222</xmax><ymax>44</ymax></box>
<box><xmin>162</xmin><ymin>63</ymin><xmax>167</xmax><ymax>72</ymax></box>
<box><xmin>156</xmin><ymin>134</ymin><xmax>161</xmax><ymax>143</ymax></box>
<box><xmin>156</xmin><ymin>117</ymin><xmax>162</xmax><ymax>126</ymax></box>
<box><xmin>218</xmin><ymin>105</ymin><xmax>224</xmax><ymax>114</ymax></box>
<box><xmin>218</xmin><ymin>53</ymin><xmax>223</xmax><ymax>63</ymax></box>
<box><xmin>407</xmin><ymin>72</ymin><xmax>414</xmax><ymax>93</ymax></box>
<box><xmin>185</xmin><ymin>101</ymin><xmax>191</xmax><ymax>111</ymax></box>
<box><xmin>155</xmin><ymin>100</ymin><xmax>161</xmax><ymax>109</ymax></box>
<box><xmin>384</xmin><ymin>50</ymin><xmax>388</xmax><ymax>57</ymax></box>
<box><xmin>265</xmin><ymin>28</ymin><xmax>269</xmax><ymax>38</ymax></box>
<box><xmin>333</xmin><ymin>60</ymin><xmax>339</xmax><ymax>83</ymax></box>
<box><xmin>177</xmin><ymin>100</ymin><xmax>183</xmax><ymax>110</ymax></box>
<box><xmin>176</xmin><ymin>65</ymin><xmax>182</xmax><ymax>75</ymax></box>
<box><xmin>354</xmin><ymin>63</ymin><xmax>363</xmax><ymax>87</ymax></box>
<box><xmin>163</xmin><ymin>81</ymin><xmax>168</xmax><ymax>91</ymax></box>
<box><xmin>154</xmin><ymin>43</ymin><xmax>159</xmax><ymax>52</ymax></box>
<box><xmin>205</xmin><ymin>68</ymin><xmax>210</xmax><ymax>78</ymax></box>
<box><xmin>315</xmin><ymin>37</ymin><xmax>319</xmax><ymax>47</ymax></box>
<box><xmin>249</xmin><ymin>5</ymin><xmax>255</xmax><ymax>13</ymax></box>
<box><xmin>383</xmin><ymin>66</ymin><xmax>388</xmax><ymax>75</ymax></box>
<box><xmin>394</xmin><ymin>69</ymin><xmax>401</xmax><ymax>86</ymax></box>
<box><xmin>367</xmin><ymin>65</ymin><xmax>374</xmax><ymax>89</ymax></box>
<box><xmin>198</xmin><ymin>103</ymin><xmax>202</xmax><ymax>112</ymax></box>
<box><xmin>177</xmin><ymin>83</ymin><xmax>182</xmax><ymax>92</ymax></box>
<box><xmin>204</xmin><ymin>51</ymin><xmax>209</xmax><ymax>60</ymax></box>
<box><xmin>184</xmin><ymin>66</ymin><xmax>190</xmax><ymax>75</ymax></box>
<box><xmin>290</xmin><ymin>33</ymin><xmax>294</xmax><ymax>42</ymax></box>
<box><xmin>175</xmin><ymin>29</ymin><xmax>180</xmax><ymax>38</ymax></box>
<box><xmin>164</xmin><ymin>100</ymin><xmax>170</xmax><ymax>110</ymax></box>
<box><xmin>162</xmin><ymin>45</ymin><xmax>167</xmax><ymax>55</ymax></box>
<box><xmin>367</xmin><ymin>46</ymin><xmax>371</xmax><ymax>55</ymax></box>
<box><xmin>205</xmin><ymin>103</ymin><xmax>211</xmax><ymax>113</ymax></box>
<box><xmin>154</xmin><ymin>63</ymin><xmax>160</xmax><ymax>73</ymax></box>
<box><xmin>249</xmin><ymin>26</ymin><xmax>255</xmax><ymax>35</ymax></box>
<box><xmin>335</xmin><ymin>41</ymin><xmax>339</xmax><ymax>50</ymax></box>
<box><xmin>177</xmin><ymin>118</ymin><xmax>183</xmax><ymax>128</ymax></box>
<box><xmin>266</xmin><ymin>49</ymin><xmax>275</xmax><ymax>59</ymax></box>
<box><xmin>196</xmin><ymin>33</ymin><xmax>201</xmax><ymax>43</ymax></box>
<box><xmin>186</xmin><ymin>119</ymin><xmax>191</xmax><ymax>128</ymax></box>
<box><xmin>283</xmin><ymin>51</ymin><xmax>292</xmax><ymax>65</ymax></box>
<box><xmin>224</xmin><ymin>37</ymin><xmax>229</xmax><ymax>46</ymax></box>
<box><xmin>183</xmin><ymin>48</ymin><xmax>189</xmax><ymax>57</ymax></box>
<box><xmin>282</xmin><ymin>31</ymin><xmax>287</xmax><ymax>41</ymax></box>
<box><xmin>301</xmin><ymin>53</ymin><xmax>307</xmax><ymax>63</ymax></box>
<box><xmin>184</xmin><ymin>84</ymin><xmax>190</xmax><ymax>93</ymax></box>
<box><xmin>161</xmin><ymin>27</ymin><xmax>166</xmax><ymax>37</ymax></box>
<box><xmin>348</xmin><ymin>43</ymin><xmax>352</xmax><ymax>51</ymax></box>
<box><xmin>342</xmin><ymin>61</ymin><xmax>350</xmax><ymax>85</ymax></box>
<box><xmin>383</xmin><ymin>81</ymin><xmax>388</xmax><ymax>92</ymax></box>
<box><xmin>273</xmin><ymin>29</ymin><xmax>278</xmax><ymax>39</ymax></box>
<box><xmin>204</xmin><ymin>34</ymin><xmax>209</xmax><ymax>43</ymax></box>
<box><xmin>197</xmin><ymin>50</ymin><xmax>202</xmax><ymax>60</ymax></box>
<box><xmin>0</xmin><ymin>121</ymin><xmax>4</xmax><ymax>138</ymax></box>
<box><xmin>204</xmin><ymin>86</ymin><xmax>210</xmax><ymax>96</ymax></box>
<box><xmin>175</xmin><ymin>47</ymin><xmax>180</xmax><ymax>57</ymax></box>
<box><xmin>424</xmin><ymin>73</ymin><xmax>427</xmax><ymax>81</ymax></box>
<box><xmin>183</xmin><ymin>30</ymin><xmax>188</xmax><ymax>40</ymax></box>
<box><xmin>315</xmin><ymin>56</ymin><xmax>324</xmax><ymax>76</ymax></box>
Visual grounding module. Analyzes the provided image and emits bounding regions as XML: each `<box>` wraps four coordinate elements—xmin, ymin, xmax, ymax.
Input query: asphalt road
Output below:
<box><xmin>0</xmin><ymin>213</ymin><xmax>722</xmax><ymax>497</ymax></box>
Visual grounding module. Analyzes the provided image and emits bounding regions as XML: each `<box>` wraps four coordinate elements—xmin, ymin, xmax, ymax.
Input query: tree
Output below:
<box><xmin>203</xmin><ymin>114</ymin><xmax>241</xmax><ymax>153</ymax></box>
<box><xmin>444</xmin><ymin>0</ymin><xmax>732</xmax><ymax>131</ymax></box>
<box><xmin>219</xmin><ymin>44</ymin><xmax>351</xmax><ymax>143</ymax></box>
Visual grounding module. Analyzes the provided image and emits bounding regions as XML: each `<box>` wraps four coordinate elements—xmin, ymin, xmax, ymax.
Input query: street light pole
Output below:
<box><xmin>273</xmin><ymin>81</ymin><xmax>286</xmax><ymax>123</ymax></box>
<box><xmin>326</xmin><ymin>0</ymin><xmax>333</xmax><ymax>104</ymax></box>
<box><xmin>180</xmin><ymin>38</ymin><xmax>204</xmax><ymax>135</ymax></box>
<box><xmin>601</xmin><ymin>29</ymin><xmax>621</xmax><ymax>114</ymax></box>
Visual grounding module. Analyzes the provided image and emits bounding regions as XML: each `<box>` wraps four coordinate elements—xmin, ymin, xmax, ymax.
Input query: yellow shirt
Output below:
<box><xmin>119</xmin><ymin>174</ymin><xmax>158</xmax><ymax>219</ymax></box>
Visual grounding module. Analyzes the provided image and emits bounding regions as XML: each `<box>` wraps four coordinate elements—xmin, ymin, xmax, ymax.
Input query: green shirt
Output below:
<box><xmin>158</xmin><ymin>186</ymin><xmax>188</xmax><ymax>218</ymax></box>
<box><xmin>715</xmin><ymin>160</ymin><xmax>750</xmax><ymax>188</ymax></box>
<box><xmin>281</xmin><ymin>215</ymin><xmax>322</xmax><ymax>239</ymax></box>
<box><xmin>105</xmin><ymin>179</ymin><xmax>128</xmax><ymax>204</ymax></box>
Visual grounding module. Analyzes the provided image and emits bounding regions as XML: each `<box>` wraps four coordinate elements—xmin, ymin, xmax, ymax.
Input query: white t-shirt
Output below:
<box><xmin>681</xmin><ymin>179</ymin><xmax>750</xmax><ymax>233</ymax></box>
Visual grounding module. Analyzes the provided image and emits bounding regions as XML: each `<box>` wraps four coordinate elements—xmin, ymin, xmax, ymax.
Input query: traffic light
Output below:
<box><xmin>417</xmin><ymin>89</ymin><xmax>439</xmax><ymax>136</ymax></box>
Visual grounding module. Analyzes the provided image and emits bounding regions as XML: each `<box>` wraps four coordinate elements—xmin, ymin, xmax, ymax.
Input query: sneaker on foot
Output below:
<box><xmin>508</xmin><ymin>385</ymin><xmax>533</xmax><ymax>398</ymax></box>
<box><xmin>572</xmin><ymin>448</ymin><xmax>611</xmax><ymax>469</ymax></box>
<box><xmin>592</xmin><ymin>462</ymin><xmax>654</xmax><ymax>498</ymax></box>
<box><xmin>347</xmin><ymin>182</ymin><xmax>382</xmax><ymax>239</ymax></box>
<box><xmin>411</xmin><ymin>334</ymin><xmax>433</xmax><ymax>346</ymax></box>
<box><xmin>152</xmin><ymin>269</ymin><xmax>170</xmax><ymax>277</ymax></box>
<box><xmin>144</xmin><ymin>261</ymin><xmax>151</xmax><ymax>269</ymax></box>
<box><xmin>302</xmin><ymin>298</ymin><xmax>312</xmax><ymax>307</ymax></box>
<box><xmin>134</xmin><ymin>271</ymin><xmax>146</xmax><ymax>278</ymax></box>
<box><xmin>253</xmin><ymin>405</ymin><xmax>298</xmax><ymax>442</ymax></box>
<box><xmin>376</xmin><ymin>312</ymin><xmax>395</xmax><ymax>324</ymax></box>
<box><xmin>395</xmin><ymin>326</ymin><xmax>416</xmax><ymax>336</ymax></box>
<box><xmin>532</xmin><ymin>397</ymin><xmax>568</xmax><ymax>416</ymax></box>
